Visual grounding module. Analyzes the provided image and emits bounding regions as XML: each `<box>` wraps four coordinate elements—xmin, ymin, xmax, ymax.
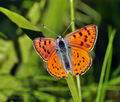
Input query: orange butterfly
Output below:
<box><xmin>33</xmin><ymin>25</ymin><xmax>98</xmax><ymax>79</ymax></box>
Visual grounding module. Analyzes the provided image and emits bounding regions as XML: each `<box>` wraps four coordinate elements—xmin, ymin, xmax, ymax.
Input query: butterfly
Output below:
<box><xmin>33</xmin><ymin>24</ymin><xmax>98</xmax><ymax>79</ymax></box>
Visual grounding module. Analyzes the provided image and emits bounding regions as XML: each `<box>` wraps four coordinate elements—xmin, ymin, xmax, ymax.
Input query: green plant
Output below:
<box><xmin>96</xmin><ymin>27</ymin><xmax>116</xmax><ymax>102</ymax></box>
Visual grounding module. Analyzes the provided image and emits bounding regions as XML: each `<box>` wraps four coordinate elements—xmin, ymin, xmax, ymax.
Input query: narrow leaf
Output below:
<box><xmin>0</xmin><ymin>7</ymin><xmax>44</xmax><ymax>40</ymax></box>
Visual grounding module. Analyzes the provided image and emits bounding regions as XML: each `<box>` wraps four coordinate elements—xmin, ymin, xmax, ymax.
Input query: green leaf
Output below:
<box><xmin>0</xmin><ymin>7</ymin><xmax>40</xmax><ymax>31</ymax></box>
<box><xmin>112</xmin><ymin>65</ymin><xmax>120</xmax><ymax>78</ymax></box>
<box><xmin>0</xmin><ymin>7</ymin><xmax>43</xmax><ymax>40</ymax></box>
<box><xmin>27</xmin><ymin>0</ymin><xmax>46</xmax><ymax>24</ymax></box>
<box><xmin>0</xmin><ymin>32</ymin><xmax>8</xmax><ymax>40</ymax></box>
<box><xmin>108</xmin><ymin>76</ymin><xmax>120</xmax><ymax>85</ymax></box>
<box><xmin>0</xmin><ymin>40</ymin><xmax>17</xmax><ymax>74</ymax></box>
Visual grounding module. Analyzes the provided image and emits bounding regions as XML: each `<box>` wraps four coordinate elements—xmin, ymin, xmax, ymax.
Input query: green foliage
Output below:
<box><xmin>96</xmin><ymin>27</ymin><xmax>116</xmax><ymax>102</ymax></box>
<box><xmin>0</xmin><ymin>7</ymin><xmax>40</xmax><ymax>31</ymax></box>
<box><xmin>0</xmin><ymin>0</ymin><xmax>120</xmax><ymax>102</ymax></box>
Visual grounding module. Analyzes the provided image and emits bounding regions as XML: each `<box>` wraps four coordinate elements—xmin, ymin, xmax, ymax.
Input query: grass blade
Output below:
<box><xmin>96</xmin><ymin>27</ymin><xmax>116</xmax><ymax>102</ymax></box>
<box><xmin>100</xmin><ymin>26</ymin><xmax>115</xmax><ymax>102</ymax></box>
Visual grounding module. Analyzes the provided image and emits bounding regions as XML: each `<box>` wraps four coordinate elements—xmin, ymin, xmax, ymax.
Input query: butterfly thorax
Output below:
<box><xmin>58</xmin><ymin>40</ymin><xmax>66</xmax><ymax>53</ymax></box>
<box><xmin>56</xmin><ymin>36</ymin><xmax>71</xmax><ymax>71</ymax></box>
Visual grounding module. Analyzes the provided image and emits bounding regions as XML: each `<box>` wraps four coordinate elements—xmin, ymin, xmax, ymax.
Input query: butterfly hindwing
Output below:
<box><xmin>65</xmin><ymin>25</ymin><xmax>97</xmax><ymax>52</ymax></box>
<box><xmin>47</xmin><ymin>51</ymin><xmax>67</xmax><ymax>79</ymax></box>
<box><xmin>70</xmin><ymin>47</ymin><xmax>92</xmax><ymax>75</ymax></box>
<box><xmin>33</xmin><ymin>38</ymin><xmax>56</xmax><ymax>61</ymax></box>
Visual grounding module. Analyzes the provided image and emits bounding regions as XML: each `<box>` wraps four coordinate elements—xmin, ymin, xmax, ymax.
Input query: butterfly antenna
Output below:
<box><xmin>61</xmin><ymin>20</ymin><xmax>74</xmax><ymax>36</ymax></box>
<box><xmin>41</xmin><ymin>24</ymin><xmax>58</xmax><ymax>36</ymax></box>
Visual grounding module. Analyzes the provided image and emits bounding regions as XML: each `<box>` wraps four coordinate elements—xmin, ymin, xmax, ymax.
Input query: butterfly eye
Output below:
<box><xmin>58</xmin><ymin>40</ymin><xmax>65</xmax><ymax>48</ymax></box>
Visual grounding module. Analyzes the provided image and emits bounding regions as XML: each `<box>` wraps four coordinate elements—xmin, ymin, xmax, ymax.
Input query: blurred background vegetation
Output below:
<box><xmin>0</xmin><ymin>0</ymin><xmax>120</xmax><ymax>102</ymax></box>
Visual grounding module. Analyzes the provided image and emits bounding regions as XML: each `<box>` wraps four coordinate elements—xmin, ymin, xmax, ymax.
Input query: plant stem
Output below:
<box><xmin>76</xmin><ymin>75</ymin><xmax>82</xmax><ymax>102</ymax></box>
<box><xmin>96</xmin><ymin>28</ymin><xmax>116</xmax><ymax>102</ymax></box>
<box><xmin>70</xmin><ymin>0</ymin><xmax>75</xmax><ymax>31</ymax></box>
<box><xmin>66</xmin><ymin>74</ymin><xmax>80</xmax><ymax>102</ymax></box>
<box><xmin>70</xmin><ymin>0</ymin><xmax>82</xmax><ymax>101</ymax></box>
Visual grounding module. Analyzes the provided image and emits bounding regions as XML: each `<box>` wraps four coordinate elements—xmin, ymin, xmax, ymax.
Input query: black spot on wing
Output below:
<box><xmin>79</xmin><ymin>32</ymin><xmax>82</xmax><ymax>36</ymax></box>
<box><xmin>84</xmin><ymin>27</ymin><xmax>91</xmax><ymax>35</ymax></box>
<box><xmin>42</xmin><ymin>46</ymin><xmax>45</xmax><ymax>49</ymax></box>
<box><xmin>78</xmin><ymin>63</ymin><xmax>80</xmax><ymax>66</ymax></box>
<box><xmin>80</xmin><ymin>41</ymin><xmax>84</xmax><ymax>46</ymax></box>
<box><xmin>82</xmin><ymin>57</ymin><xmax>85</xmax><ymax>59</ymax></box>
<box><xmin>49</xmin><ymin>40</ymin><xmax>51</xmax><ymax>44</ymax></box>
<box><xmin>84</xmin><ymin>38</ymin><xmax>87</xmax><ymax>42</ymax></box>
<box><xmin>39</xmin><ymin>45</ymin><xmax>41</xmax><ymax>48</ymax></box>
<box><xmin>84</xmin><ymin>35</ymin><xmax>88</xmax><ymax>38</ymax></box>
<box><xmin>44</xmin><ymin>49</ymin><xmax>46</xmax><ymax>52</ymax></box>
<box><xmin>54</xmin><ymin>58</ymin><xmax>56</xmax><ymax>63</ymax></box>
<box><xmin>73</xmin><ymin>34</ymin><xmax>76</xmax><ymax>38</ymax></box>
<box><xmin>47</xmin><ymin>50</ymin><xmax>50</xmax><ymax>54</ymax></box>
<box><xmin>82</xmin><ymin>57</ymin><xmax>85</xmax><ymax>62</ymax></box>
<box><xmin>77</xmin><ymin>53</ymin><xmax>79</xmax><ymax>58</ymax></box>
<box><xmin>44</xmin><ymin>41</ymin><xmax>46</xmax><ymax>45</ymax></box>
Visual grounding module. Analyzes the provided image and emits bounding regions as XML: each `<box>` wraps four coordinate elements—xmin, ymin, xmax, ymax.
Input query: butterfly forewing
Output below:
<box><xmin>65</xmin><ymin>25</ymin><xmax>97</xmax><ymax>52</ymax></box>
<box><xmin>33</xmin><ymin>38</ymin><xmax>56</xmax><ymax>61</ymax></box>
<box><xmin>47</xmin><ymin>51</ymin><xmax>67</xmax><ymax>79</ymax></box>
<box><xmin>70</xmin><ymin>47</ymin><xmax>92</xmax><ymax>75</ymax></box>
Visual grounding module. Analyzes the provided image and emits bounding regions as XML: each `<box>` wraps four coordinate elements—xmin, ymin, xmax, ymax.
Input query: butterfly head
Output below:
<box><xmin>56</xmin><ymin>35</ymin><xmax>62</xmax><ymax>40</ymax></box>
<box><xmin>56</xmin><ymin>36</ymin><xmax>65</xmax><ymax>47</ymax></box>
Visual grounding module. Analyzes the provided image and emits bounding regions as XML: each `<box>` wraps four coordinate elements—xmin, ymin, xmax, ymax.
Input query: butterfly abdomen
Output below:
<box><xmin>56</xmin><ymin>37</ymin><xmax>72</xmax><ymax>72</ymax></box>
<box><xmin>62</xmin><ymin>55</ymin><xmax>71</xmax><ymax>70</ymax></box>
